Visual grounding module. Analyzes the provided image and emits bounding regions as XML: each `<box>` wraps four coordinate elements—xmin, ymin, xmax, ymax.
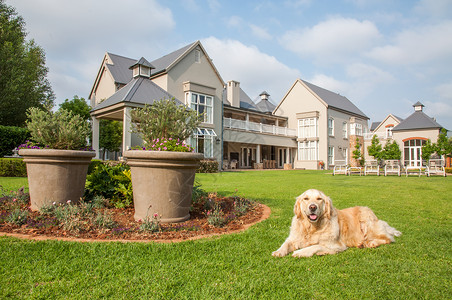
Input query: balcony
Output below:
<box><xmin>224</xmin><ymin>117</ymin><xmax>296</xmax><ymax>137</ymax></box>
<box><xmin>363</xmin><ymin>132</ymin><xmax>393</xmax><ymax>140</ymax></box>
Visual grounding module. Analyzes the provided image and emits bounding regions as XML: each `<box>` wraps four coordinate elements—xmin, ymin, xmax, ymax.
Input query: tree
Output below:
<box><xmin>0</xmin><ymin>0</ymin><xmax>55</xmax><ymax>127</ymax></box>
<box><xmin>436</xmin><ymin>128</ymin><xmax>452</xmax><ymax>157</ymax></box>
<box><xmin>99</xmin><ymin>119</ymin><xmax>122</xmax><ymax>155</ymax></box>
<box><xmin>421</xmin><ymin>139</ymin><xmax>437</xmax><ymax>162</ymax></box>
<box><xmin>367</xmin><ymin>135</ymin><xmax>382</xmax><ymax>161</ymax></box>
<box><xmin>59</xmin><ymin>96</ymin><xmax>91</xmax><ymax>121</ymax></box>
<box><xmin>352</xmin><ymin>138</ymin><xmax>364</xmax><ymax>167</ymax></box>
<box><xmin>381</xmin><ymin>140</ymin><xmax>401</xmax><ymax>160</ymax></box>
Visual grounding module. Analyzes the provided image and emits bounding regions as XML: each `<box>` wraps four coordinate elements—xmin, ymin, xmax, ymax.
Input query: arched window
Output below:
<box><xmin>403</xmin><ymin>138</ymin><xmax>427</xmax><ymax>167</ymax></box>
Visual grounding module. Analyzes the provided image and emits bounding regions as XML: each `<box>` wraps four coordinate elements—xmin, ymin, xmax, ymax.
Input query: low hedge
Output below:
<box><xmin>0</xmin><ymin>158</ymin><xmax>27</xmax><ymax>177</ymax></box>
<box><xmin>445</xmin><ymin>168</ymin><xmax>452</xmax><ymax>174</ymax></box>
<box><xmin>0</xmin><ymin>125</ymin><xmax>30</xmax><ymax>157</ymax></box>
<box><xmin>197</xmin><ymin>159</ymin><xmax>219</xmax><ymax>173</ymax></box>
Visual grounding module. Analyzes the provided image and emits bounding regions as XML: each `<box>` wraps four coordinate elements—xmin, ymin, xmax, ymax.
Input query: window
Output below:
<box><xmin>342</xmin><ymin>122</ymin><xmax>348</xmax><ymax>139</ymax></box>
<box><xmin>195</xmin><ymin>49</ymin><xmax>201</xmax><ymax>63</ymax></box>
<box><xmin>188</xmin><ymin>92</ymin><xmax>213</xmax><ymax>124</ymax></box>
<box><xmin>298</xmin><ymin>141</ymin><xmax>318</xmax><ymax>161</ymax></box>
<box><xmin>328</xmin><ymin>118</ymin><xmax>334</xmax><ymax>136</ymax></box>
<box><xmin>190</xmin><ymin>128</ymin><xmax>216</xmax><ymax>158</ymax></box>
<box><xmin>342</xmin><ymin>148</ymin><xmax>348</xmax><ymax>163</ymax></box>
<box><xmin>386</xmin><ymin>125</ymin><xmax>394</xmax><ymax>138</ymax></box>
<box><xmin>350</xmin><ymin>123</ymin><xmax>363</xmax><ymax>136</ymax></box>
<box><xmin>404</xmin><ymin>139</ymin><xmax>426</xmax><ymax>167</ymax></box>
<box><xmin>328</xmin><ymin>146</ymin><xmax>334</xmax><ymax>166</ymax></box>
<box><xmin>298</xmin><ymin>118</ymin><xmax>318</xmax><ymax>138</ymax></box>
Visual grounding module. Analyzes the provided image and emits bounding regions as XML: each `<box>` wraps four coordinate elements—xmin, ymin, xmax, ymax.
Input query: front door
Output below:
<box><xmin>409</xmin><ymin>146</ymin><xmax>422</xmax><ymax>167</ymax></box>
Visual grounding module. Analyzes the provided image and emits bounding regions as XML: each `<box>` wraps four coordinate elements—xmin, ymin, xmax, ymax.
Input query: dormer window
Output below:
<box><xmin>129</xmin><ymin>57</ymin><xmax>154</xmax><ymax>78</ymax></box>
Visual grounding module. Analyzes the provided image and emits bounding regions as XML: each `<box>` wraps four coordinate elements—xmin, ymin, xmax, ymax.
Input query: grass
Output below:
<box><xmin>1</xmin><ymin>170</ymin><xmax>451</xmax><ymax>299</ymax></box>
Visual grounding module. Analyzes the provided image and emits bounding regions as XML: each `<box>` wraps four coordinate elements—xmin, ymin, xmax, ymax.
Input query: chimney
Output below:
<box><xmin>227</xmin><ymin>80</ymin><xmax>240</xmax><ymax>108</ymax></box>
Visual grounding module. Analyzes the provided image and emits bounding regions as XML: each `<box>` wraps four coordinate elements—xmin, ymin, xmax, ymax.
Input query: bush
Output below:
<box><xmin>197</xmin><ymin>159</ymin><xmax>219</xmax><ymax>173</ymax></box>
<box><xmin>445</xmin><ymin>168</ymin><xmax>452</xmax><ymax>174</ymax></box>
<box><xmin>85</xmin><ymin>162</ymin><xmax>133</xmax><ymax>208</ymax></box>
<box><xmin>0</xmin><ymin>125</ymin><xmax>30</xmax><ymax>157</ymax></box>
<box><xmin>0</xmin><ymin>158</ymin><xmax>27</xmax><ymax>177</ymax></box>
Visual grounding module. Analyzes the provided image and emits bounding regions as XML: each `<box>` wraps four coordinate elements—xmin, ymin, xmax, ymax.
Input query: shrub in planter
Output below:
<box><xmin>125</xmin><ymin>99</ymin><xmax>204</xmax><ymax>222</ymax></box>
<box><xmin>0</xmin><ymin>158</ymin><xmax>27</xmax><ymax>177</ymax></box>
<box><xmin>18</xmin><ymin>108</ymin><xmax>95</xmax><ymax>210</ymax></box>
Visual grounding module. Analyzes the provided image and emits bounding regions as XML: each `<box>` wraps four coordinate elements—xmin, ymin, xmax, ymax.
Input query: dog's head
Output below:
<box><xmin>294</xmin><ymin>189</ymin><xmax>334</xmax><ymax>223</ymax></box>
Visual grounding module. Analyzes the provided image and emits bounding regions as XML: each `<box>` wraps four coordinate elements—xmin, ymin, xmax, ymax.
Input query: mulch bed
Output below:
<box><xmin>0</xmin><ymin>199</ymin><xmax>270</xmax><ymax>243</ymax></box>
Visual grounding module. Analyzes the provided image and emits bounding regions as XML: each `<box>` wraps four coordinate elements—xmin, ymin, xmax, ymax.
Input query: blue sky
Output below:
<box><xmin>7</xmin><ymin>0</ymin><xmax>452</xmax><ymax>131</ymax></box>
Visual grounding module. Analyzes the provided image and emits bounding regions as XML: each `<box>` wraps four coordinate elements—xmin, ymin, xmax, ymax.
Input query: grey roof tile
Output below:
<box><xmin>301</xmin><ymin>80</ymin><xmax>368</xmax><ymax>119</ymax></box>
<box><xmin>150</xmin><ymin>42</ymin><xmax>196</xmax><ymax>75</ymax></box>
<box><xmin>91</xmin><ymin>77</ymin><xmax>180</xmax><ymax>112</ymax></box>
<box><xmin>392</xmin><ymin>111</ymin><xmax>443</xmax><ymax>131</ymax></box>
<box><xmin>106</xmin><ymin>53</ymin><xmax>136</xmax><ymax>85</ymax></box>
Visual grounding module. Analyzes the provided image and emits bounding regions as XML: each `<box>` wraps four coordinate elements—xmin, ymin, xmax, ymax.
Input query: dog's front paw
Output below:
<box><xmin>292</xmin><ymin>249</ymin><xmax>312</xmax><ymax>258</ymax></box>
<box><xmin>272</xmin><ymin>249</ymin><xmax>287</xmax><ymax>257</ymax></box>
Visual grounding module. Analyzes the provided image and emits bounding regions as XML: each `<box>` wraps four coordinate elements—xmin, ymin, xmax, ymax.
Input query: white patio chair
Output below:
<box><xmin>333</xmin><ymin>160</ymin><xmax>349</xmax><ymax>175</ymax></box>
<box><xmin>426</xmin><ymin>159</ymin><xmax>446</xmax><ymax>177</ymax></box>
<box><xmin>364</xmin><ymin>160</ymin><xmax>380</xmax><ymax>176</ymax></box>
<box><xmin>384</xmin><ymin>160</ymin><xmax>401</xmax><ymax>176</ymax></box>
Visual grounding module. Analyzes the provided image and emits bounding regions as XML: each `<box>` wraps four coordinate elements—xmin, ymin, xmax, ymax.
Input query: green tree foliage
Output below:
<box><xmin>421</xmin><ymin>128</ymin><xmax>452</xmax><ymax>161</ymax></box>
<box><xmin>0</xmin><ymin>125</ymin><xmax>30</xmax><ymax>156</ymax></box>
<box><xmin>352</xmin><ymin>138</ymin><xmax>364</xmax><ymax>166</ymax></box>
<box><xmin>131</xmin><ymin>98</ymin><xmax>202</xmax><ymax>144</ymax></box>
<box><xmin>100</xmin><ymin>120</ymin><xmax>122</xmax><ymax>153</ymax></box>
<box><xmin>381</xmin><ymin>140</ymin><xmax>401</xmax><ymax>160</ymax></box>
<box><xmin>59</xmin><ymin>96</ymin><xmax>91</xmax><ymax>121</ymax></box>
<box><xmin>421</xmin><ymin>139</ymin><xmax>437</xmax><ymax>162</ymax></box>
<box><xmin>367</xmin><ymin>135</ymin><xmax>382</xmax><ymax>160</ymax></box>
<box><xmin>0</xmin><ymin>0</ymin><xmax>55</xmax><ymax>126</ymax></box>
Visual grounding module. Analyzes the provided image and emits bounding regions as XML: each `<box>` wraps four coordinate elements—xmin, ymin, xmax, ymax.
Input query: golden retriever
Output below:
<box><xmin>272</xmin><ymin>189</ymin><xmax>401</xmax><ymax>258</ymax></box>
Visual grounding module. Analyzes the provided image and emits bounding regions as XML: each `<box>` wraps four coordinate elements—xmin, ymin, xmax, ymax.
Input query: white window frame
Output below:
<box><xmin>350</xmin><ymin>123</ymin><xmax>363</xmax><ymax>136</ymax></box>
<box><xmin>186</xmin><ymin>92</ymin><xmax>213</xmax><ymax>124</ymax></box>
<box><xmin>195</xmin><ymin>49</ymin><xmax>201</xmax><ymax>63</ymax></box>
<box><xmin>190</xmin><ymin>128</ymin><xmax>216</xmax><ymax>158</ymax></box>
<box><xmin>328</xmin><ymin>146</ymin><xmax>334</xmax><ymax>166</ymax></box>
<box><xmin>328</xmin><ymin>118</ymin><xmax>334</xmax><ymax>136</ymax></box>
<box><xmin>342</xmin><ymin>122</ymin><xmax>348</xmax><ymax>139</ymax></box>
<box><xmin>386</xmin><ymin>126</ymin><xmax>394</xmax><ymax>139</ymax></box>
<box><xmin>298</xmin><ymin>118</ymin><xmax>318</xmax><ymax>138</ymax></box>
<box><xmin>297</xmin><ymin>141</ymin><xmax>318</xmax><ymax>161</ymax></box>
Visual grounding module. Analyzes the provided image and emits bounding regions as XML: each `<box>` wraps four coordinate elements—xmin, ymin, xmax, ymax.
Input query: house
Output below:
<box><xmin>274</xmin><ymin>79</ymin><xmax>369</xmax><ymax>169</ymax></box>
<box><xmin>222</xmin><ymin>81</ymin><xmax>297</xmax><ymax>169</ymax></box>
<box><xmin>89</xmin><ymin>41</ymin><xmax>225</xmax><ymax>162</ymax></box>
<box><xmin>365</xmin><ymin>102</ymin><xmax>444</xmax><ymax>167</ymax></box>
<box><xmin>88</xmin><ymin>41</ymin><xmax>370</xmax><ymax>170</ymax></box>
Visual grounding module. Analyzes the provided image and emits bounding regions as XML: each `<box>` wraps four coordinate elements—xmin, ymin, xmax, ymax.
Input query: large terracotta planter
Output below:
<box><xmin>19</xmin><ymin>149</ymin><xmax>95</xmax><ymax>211</ymax></box>
<box><xmin>124</xmin><ymin>150</ymin><xmax>203</xmax><ymax>223</ymax></box>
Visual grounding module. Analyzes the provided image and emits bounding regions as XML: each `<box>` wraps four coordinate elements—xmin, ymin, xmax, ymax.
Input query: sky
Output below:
<box><xmin>6</xmin><ymin>0</ymin><xmax>452</xmax><ymax>131</ymax></box>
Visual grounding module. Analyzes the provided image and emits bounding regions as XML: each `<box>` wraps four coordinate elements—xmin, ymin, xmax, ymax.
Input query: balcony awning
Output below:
<box><xmin>193</xmin><ymin>128</ymin><xmax>217</xmax><ymax>136</ymax></box>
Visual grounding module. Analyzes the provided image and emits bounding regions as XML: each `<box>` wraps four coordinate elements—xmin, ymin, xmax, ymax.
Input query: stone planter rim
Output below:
<box><xmin>19</xmin><ymin>148</ymin><xmax>96</xmax><ymax>158</ymax></box>
<box><xmin>124</xmin><ymin>150</ymin><xmax>204</xmax><ymax>161</ymax></box>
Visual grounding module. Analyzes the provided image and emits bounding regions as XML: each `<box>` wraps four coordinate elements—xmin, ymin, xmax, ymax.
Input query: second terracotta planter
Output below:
<box><xmin>124</xmin><ymin>150</ymin><xmax>203</xmax><ymax>223</ymax></box>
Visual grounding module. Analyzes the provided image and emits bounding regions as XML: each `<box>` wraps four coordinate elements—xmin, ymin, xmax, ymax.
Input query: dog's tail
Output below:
<box><xmin>378</xmin><ymin>220</ymin><xmax>402</xmax><ymax>239</ymax></box>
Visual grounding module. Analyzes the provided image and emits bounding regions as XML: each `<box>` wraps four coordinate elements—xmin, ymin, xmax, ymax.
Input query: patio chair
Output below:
<box><xmin>364</xmin><ymin>160</ymin><xmax>380</xmax><ymax>176</ymax></box>
<box><xmin>404</xmin><ymin>162</ymin><xmax>422</xmax><ymax>177</ymax></box>
<box><xmin>230</xmin><ymin>159</ymin><xmax>238</xmax><ymax>169</ymax></box>
<box><xmin>333</xmin><ymin>160</ymin><xmax>349</xmax><ymax>175</ymax></box>
<box><xmin>384</xmin><ymin>160</ymin><xmax>401</xmax><ymax>176</ymax></box>
<box><xmin>426</xmin><ymin>159</ymin><xmax>446</xmax><ymax>177</ymax></box>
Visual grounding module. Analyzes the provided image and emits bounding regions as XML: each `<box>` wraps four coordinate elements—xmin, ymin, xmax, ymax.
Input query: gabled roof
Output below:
<box><xmin>150</xmin><ymin>42</ymin><xmax>195</xmax><ymax>75</ymax></box>
<box><xmin>106</xmin><ymin>53</ymin><xmax>136</xmax><ymax>85</ymax></box>
<box><xmin>371</xmin><ymin>114</ymin><xmax>404</xmax><ymax>133</ymax></box>
<box><xmin>255</xmin><ymin>98</ymin><xmax>276</xmax><ymax>113</ymax></box>
<box><xmin>275</xmin><ymin>79</ymin><xmax>368</xmax><ymax>119</ymax></box>
<box><xmin>392</xmin><ymin>110</ymin><xmax>442</xmax><ymax>131</ymax></box>
<box><xmin>301</xmin><ymin>80</ymin><xmax>368</xmax><ymax>119</ymax></box>
<box><xmin>130</xmin><ymin>57</ymin><xmax>155</xmax><ymax>69</ymax></box>
<box><xmin>91</xmin><ymin>77</ymin><xmax>180</xmax><ymax>112</ymax></box>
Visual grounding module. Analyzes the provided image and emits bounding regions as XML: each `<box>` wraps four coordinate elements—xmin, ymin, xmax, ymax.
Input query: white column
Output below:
<box><xmin>92</xmin><ymin>116</ymin><xmax>100</xmax><ymax>159</ymax></box>
<box><xmin>286</xmin><ymin>147</ymin><xmax>290</xmax><ymax>164</ymax></box>
<box><xmin>123</xmin><ymin>107</ymin><xmax>132</xmax><ymax>154</ymax></box>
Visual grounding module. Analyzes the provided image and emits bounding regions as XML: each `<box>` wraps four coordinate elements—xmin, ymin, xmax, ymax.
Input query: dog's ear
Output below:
<box><xmin>294</xmin><ymin>194</ymin><xmax>304</xmax><ymax>219</ymax></box>
<box><xmin>324</xmin><ymin>195</ymin><xmax>335</xmax><ymax>219</ymax></box>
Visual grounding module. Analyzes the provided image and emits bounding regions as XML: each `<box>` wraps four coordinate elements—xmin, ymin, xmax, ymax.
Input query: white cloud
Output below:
<box><xmin>226</xmin><ymin>16</ymin><xmax>243</xmax><ymax>28</ymax></box>
<box><xmin>367</xmin><ymin>21</ymin><xmax>452</xmax><ymax>67</ymax></box>
<box><xmin>309</xmin><ymin>74</ymin><xmax>351</xmax><ymax>96</ymax></box>
<box><xmin>249</xmin><ymin>24</ymin><xmax>272</xmax><ymax>40</ymax></box>
<box><xmin>280</xmin><ymin>17</ymin><xmax>381</xmax><ymax>63</ymax></box>
<box><xmin>202</xmin><ymin>37</ymin><xmax>301</xmax><ymax>102</ymax></box>
<box><xmin>346</xmin><ymin>63</ymin><xmax>395</xmax><ymax>83</ymax></box>
<box><xmin>414</xmin><ymin>0</ymin><xmax>452</xmax><ymax>19</ymax></box>
<box><xmin>435</xmin><ymin>82</ymin><xmax>452</xmax><ymax>100</ymax></box>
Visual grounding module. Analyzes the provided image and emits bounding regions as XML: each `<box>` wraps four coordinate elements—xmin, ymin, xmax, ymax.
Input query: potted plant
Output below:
<box><xmin>124</xmin><ymin>98</ymin><xmax>204</xmax><ymax>222</ymax></box>
<box><xmin>18</xmin><ymin>107</ymin><xmax>95</xmax><ymax>210</ymax></box>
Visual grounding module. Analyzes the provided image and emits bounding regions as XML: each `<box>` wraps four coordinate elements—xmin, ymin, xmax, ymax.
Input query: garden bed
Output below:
<box><xmin>0</xmin><ymin>188</ymin><xmax>269</xmax><ymax>243</ymax></box>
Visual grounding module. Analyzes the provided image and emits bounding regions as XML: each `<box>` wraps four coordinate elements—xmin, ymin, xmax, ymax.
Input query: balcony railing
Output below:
<box><xmin>224</xmin><ymin>117</ymin><xmax>296</xmax><ymax>137</ymax></box>
<box><xmin>363</xmin><ymin>132</ymin><xmax>392</xmax><ymax>140</ymax></box>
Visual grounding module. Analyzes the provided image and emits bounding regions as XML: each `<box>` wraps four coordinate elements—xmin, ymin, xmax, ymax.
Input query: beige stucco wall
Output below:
<box><xmin>91</xmin><ymin>67</ymin><xmax>116</xmax><ymax>106</ymax></box>
<box><xmin>161</xmin><ymin>45</ymin><xmax>225</xmax><ymax>162</ymax></box>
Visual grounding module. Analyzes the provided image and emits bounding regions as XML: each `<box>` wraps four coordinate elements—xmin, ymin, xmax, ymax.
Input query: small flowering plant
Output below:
<box><xmin>132</xmin><ymin>137</ymin><xmax>194</xmax><ymax>152</ymax></box>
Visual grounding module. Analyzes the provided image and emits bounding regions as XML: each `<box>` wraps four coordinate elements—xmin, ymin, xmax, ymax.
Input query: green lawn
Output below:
<box><xmin>1</xmin><ymin>171</ymin><xmax>451</xmax><ymax>299</ymax></box>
